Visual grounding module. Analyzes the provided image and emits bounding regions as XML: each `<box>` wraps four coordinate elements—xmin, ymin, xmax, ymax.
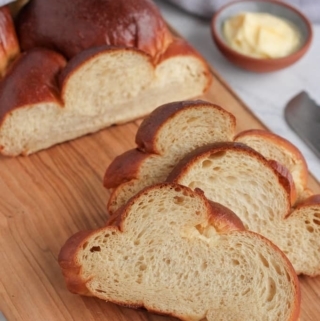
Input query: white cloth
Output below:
<box><xmin>0</xmin><ymin>0</ymin><xmax>13</xmax><ymax>6</ymax></box>
<box><xmin>165</xmin><ymin>0</ymin><xmax>320</xmax><ymax>23</ymax></box>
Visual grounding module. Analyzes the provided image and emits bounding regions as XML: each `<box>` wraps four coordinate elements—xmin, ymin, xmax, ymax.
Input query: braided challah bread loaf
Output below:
<box><xmin>0</xmin><ymin>0</ymin><xmax>211</xmax><ymax>155</ymax></box>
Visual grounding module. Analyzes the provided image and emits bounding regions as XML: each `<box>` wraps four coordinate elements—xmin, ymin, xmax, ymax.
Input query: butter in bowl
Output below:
<box><xmin>211</xmin><ymin>0</ymin><xmax>313</xmax><ymax>72</ymax></box>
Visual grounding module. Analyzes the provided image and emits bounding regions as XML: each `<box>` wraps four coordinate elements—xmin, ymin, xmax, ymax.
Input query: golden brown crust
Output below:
<box><xmin>105</xmin><ymin>206</ymin><xmax>125</xmax><ymax>227</ymax></box>
<box><xmin>234</xmin><ymin>129</ymin><xmax>308</xmax><ymax>189</ymax></box>
<box><xmin>295</xmin><ymin>194</ymin><xmax>320</xmax><ymax>208</ymax></box>
<box><xmin>0</xmin><ymin>6</ymin><xmax>20</xmax><ymax>77</ymax></box>
<box><xmin>268</xmin><ymin>159</ymin><xmax>297</xmax><ymax>206</ymax></box>
<box><xmin>0</xmin><ymin>48</ymin><xmax>66</xmax><ymax>125</ymax></box>
<box><xmin>207</xmin><ymin>199</ymin><xmax>246</xmax><ymax>232</ymax></box>
<box><xmin>58</xmin><ymin>230</ymin><xmax>94</xmax><ymax>296</ymax></box>
<box><xmin>136</xmin><ymin>100</ymin><xmax>235</xmax><ymax>154</ymax></box>
<box><xmin>103</xmin><ymin>149</ymin><xmax>149</xmax><ymax>189</ymax></box>
<box><xmin>16</xmin><ymin>0</ymin><xmax>173</xmax><ymax>61</ymax></box>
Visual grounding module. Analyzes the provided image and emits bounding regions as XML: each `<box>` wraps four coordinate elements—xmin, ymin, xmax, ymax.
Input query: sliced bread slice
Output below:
<box><xmin>104</xmin><ymin>100</ymin><xmax>236</xmax><ymax>214</ymax></box>
<box><xmin>59</xmin><ymin>183</ymin><xmax>300</xmax><ymax>321</ymax></box>
<box><xmin>168</xmin><ymin>142</ymin><xmax>320</xmax><ymax>275</ymax></box>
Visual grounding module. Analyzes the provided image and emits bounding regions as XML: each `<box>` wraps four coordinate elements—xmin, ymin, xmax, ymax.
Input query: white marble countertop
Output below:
<box><xmin>155</xmin><ymin>0</ymin><xmax>320</xmax><ymax>183</ymax></box>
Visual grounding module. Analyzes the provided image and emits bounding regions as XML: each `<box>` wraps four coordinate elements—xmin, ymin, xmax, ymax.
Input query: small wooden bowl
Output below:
<box><xmin>211</xmin><ymin>0</ymin><xmax>313</xmax><ymax>72</ymax></box>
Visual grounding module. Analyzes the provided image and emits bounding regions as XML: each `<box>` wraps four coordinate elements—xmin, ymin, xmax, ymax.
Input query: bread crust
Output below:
<box><xmin>206</xmin><ymin>199</ymin><xmax>246</xmax><ymax>232</ymax></box>
<box><xmin>0</xmin><ymin>48</ymin><xmax>66</xmax><ymax>126</ymax></box>
<box><xmin>58</xmin><ymin>230</ymin><xmax>94</xmax><ymax>296</ymax></box>
<box><xmin>268</xmin><ymin>159</ymin><xmax>297</xmax><ymax>206</ymax></box>
<box><xmin>0</xmin><ymin>6</ymin><xmax>20</xmax><ymax>77</ymax></box>
<box><xmin>104</xmin><ymin>149</ymin><xmax>149</xmax><ymax>189</ymax></box>
<box><xmin>295</xmin><ymin>194</ymin><xmax>320</xmax><ymax>208</ymax></box>
<box><xmin>16</xmin><ymin>0</ymin><xmax>173</xmax><ymax>61</ymax></box>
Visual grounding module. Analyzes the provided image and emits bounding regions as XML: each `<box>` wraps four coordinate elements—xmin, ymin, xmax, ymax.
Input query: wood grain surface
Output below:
<box><xmin>0</xmin><ymin>67</ymin><xmax>319</xmax><ymax>321</ymax></box>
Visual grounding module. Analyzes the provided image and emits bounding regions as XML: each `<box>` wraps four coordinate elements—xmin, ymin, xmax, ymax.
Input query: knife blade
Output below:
<box><xmin>284</xmin><ymin>91</ymin><xmax>320</xmax><ymax>159</ymax></box>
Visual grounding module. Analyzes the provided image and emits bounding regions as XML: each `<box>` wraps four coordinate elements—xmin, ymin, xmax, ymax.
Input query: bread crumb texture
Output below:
<box><xmin>59</xmin><ymin>183</ymin><xmax>300</xmax><ymax>321</ymax></box>
<box><xmin>170</xmin><ymin>143</ymin><xmax>320</xmax><ymax>276</ymax></box>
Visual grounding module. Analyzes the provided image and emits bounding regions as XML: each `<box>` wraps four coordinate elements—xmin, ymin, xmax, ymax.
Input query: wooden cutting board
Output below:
<box><xmin>0</xmin><ymin>65</ymin><xmax>319</xmax><ymax>321</ymax></box>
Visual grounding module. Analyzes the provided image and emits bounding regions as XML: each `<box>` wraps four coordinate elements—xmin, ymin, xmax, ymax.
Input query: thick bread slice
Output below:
<box><xmin>234</xmin><ymin>129</ymin><xmax>308</xmax><ymax>202</ymax></box>
<box><xmin>104</xmin><ymin>100</ymin><xmax>236</xmax><ymax>214</ymax></box>
<box><xmin>0</xmin><ymin>39</ymin><xmax>211</xmax><ymax>156</ymax></box>
<box><xmin>168</xmin><ymin>142</ymin><xmax>320</xmax><ymax>275</ymax></box>
<box><xmin>59</xmin><ymin>183</ymin><xmax>300</xmax><ymax>321</ymax></box>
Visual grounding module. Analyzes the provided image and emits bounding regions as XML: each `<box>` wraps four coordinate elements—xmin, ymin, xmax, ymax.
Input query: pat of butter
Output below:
<box><xmin>223</xmin><ymin>12</ymin><xmax>301</xmax><ymax>59</ymax></box>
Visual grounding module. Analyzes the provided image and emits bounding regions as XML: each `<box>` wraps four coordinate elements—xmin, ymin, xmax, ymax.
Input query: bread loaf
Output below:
<box><xmin>59</xmin><ymin>183</ymin><xmax>300</xmax><ymax>321</ymax></box>
<box><xmin>16</xmin><ymin>0</ymin><xmax>172</xmax><ymax>61</ymax></box>
<box><xmin>0</xmin><ymin>6</ymin><xmax>20</xmax><ymax>77</ymax></box>
<box><xmin>234</xmin><ymin>129</ymin><xmax>309</xmax><ymax>202</ymax></box>
<box><xmin>167</xmin><ymin>142</ymin><xmax>320</xmax><ymax>275</ymax></box>
<box><xmin>104</xmin><ymin>100</ymin><xmax>236</xmax><ymax>213</ymax></box>
<box><xmin>0</xmin><ymin>0</ymin><xmax>211</xmax><ymax>155</ymax></box>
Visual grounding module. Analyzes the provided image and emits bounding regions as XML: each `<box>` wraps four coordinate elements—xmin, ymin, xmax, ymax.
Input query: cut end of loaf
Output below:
<box><xmin>0</xmin><ymin>40</ymin><xmax>211</xmax><ymax>156</ymax></box>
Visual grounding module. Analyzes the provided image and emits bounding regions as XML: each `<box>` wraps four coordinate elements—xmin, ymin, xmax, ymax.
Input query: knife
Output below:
<box><xmin>284</xmin><ymin>91</ymin><xmax>320</xmax><ymax>159</ymax></box>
